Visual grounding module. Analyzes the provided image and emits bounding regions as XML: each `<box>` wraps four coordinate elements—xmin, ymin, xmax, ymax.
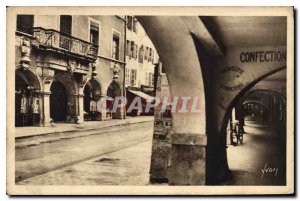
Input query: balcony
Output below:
<box><xmin>33</xmin><ymin>27</ymin><xmax>98</xmax><ymax>61</ymax></box>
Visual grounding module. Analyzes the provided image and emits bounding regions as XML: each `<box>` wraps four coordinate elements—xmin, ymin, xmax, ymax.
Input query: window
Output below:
<box><xmin>130</xmin><ymin>41</ymin><xmax>135</xmax><ymax>58</ymax></box>
<box><xmin>145</xmin><ymin>72</ymin><xmax>155</xmax><ymax>87</ymax></box>
<box><xmin>127</xmin><ymin>16</ymin><xmax>138</xmax><ymax>33</ymax></box>
<box><xmin>130</xmin><ymin>69</ymin><xmax>137</xmax><ymax>86</ymax></box>
<box><xmin>112</xmin><ymin>34</ymin><xmax>120</xmax><ymax>60</ymax></box>
<box><xmin>138</xmin><ymin>45</ymin><xmax>144</xmax><ymax>63</ymax></box>
<box><xmin>90</xmin><ymin>21</ymin><xmax>99</xmax><ymax>46</ymax></box>
<box><xmin>60</xmin><ymin>15</ymin><xmax>72</xmax><ymax>35</ymax></box>
<box><xmin>145</xmin><ymin>72</ymin><xmax>148</xmax><ymax>86</ymax></box>
<box><xmin>127</xmin><ymin>41</ymin><xmax>137</xmax><ymax>59</ymax></box>
<box><xmin>125</xmin><ymin>68</ymin><xmax>130</xmax><ymax>86</ymax></box>
<box><xmin>144</xmin><ymin>47</ymin><xmax>149</xmax><ymax>60</ymax></box>
<box><xmin>127</xmin><ymin>16</ymin><xmax>133</xmax><ymax>30</ymax></box>
<box><xmin>133</xmin><ymin>18</ymin><xmax>138</xmax><ymax>33</ymax></box>
<box><xmin>149</xmin><ymin>48</ymin><xmax>152</xmax><ymax>62</ymax></box>
<box><xmin>135</xmin><ymin>44</ymin><xmax>138</xmax><ymax>59</ymax></box>
<box><xmin>16</xmin><ymin>15</ymin><xmax>34</xmax><ymax>35</ymax></box>
<box><xmin>152</xmin><ymin>50</ymin><xmax>155</xmax><ymax>62</ymax></box>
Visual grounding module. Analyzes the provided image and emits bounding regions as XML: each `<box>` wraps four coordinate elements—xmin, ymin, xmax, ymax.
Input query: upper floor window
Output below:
<box><xmin>127</xmin><ymin>16</ymin><xmax>133</xmax><ymax>30</ymax></box>
<box><xmin>146</xmin><ymin>72</ymin><xmax>154</xmax><ymax>87</ymax></box>
<box><xmin>60</xmin><ymin>15</ymin><xmax>72</xmax><ymax>35</ymax></box>
<box><xmin>132</xmin><ymin>18</ymin><xmax>138</xmax><ymax>33</ymax></box>
<box><xmin>112</xmin><ymin>34</ymin><xmax>120</xmax><ymax>60</ymax></box>
<box><xmin>126</xmin><ymin>40</ymin><xmax>138</xmax><ymax>59</ymax></box>
<box><xmin>144</xmin><ymin>47</ymin><xmax>149</xmax><ymax>60</ymax></box>
<box><xmin>130</xmin><ymin>69</ymin><xmax>137</xmax><ymax>86</ymax></box>
<box><xmin>138</xmin><ymin>45</ymin><xmax>144</xmax><ymax>63</ymax></box>
<box><xmin>16</xmin><ymin>15</ymin><xmax>34</xmax><ymax>35</ymax></box>
<box><xmin>90</xmin><ymin>21</ymin><xmax>99</xmax><ymax>46</ymax></box>
<box><xmin>127</xmin><ymin>16</ymin><xmax>138</xmax><ymax>33</ymax></box>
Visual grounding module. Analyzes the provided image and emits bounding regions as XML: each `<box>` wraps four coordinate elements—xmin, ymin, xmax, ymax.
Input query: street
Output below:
<box><xmin>16</xmin><ymin>119</ymin><xmax>286</xmax><ymax>186</ymax></box>
<box><xmin>18</xmin><ymin>140</ymin><xmax>152</xmax><ymax>185</ymax></box>
<box><xmin>16</xmin><ymin>120</ymin><xmax>154</xmax><ymax>183</ymax></box>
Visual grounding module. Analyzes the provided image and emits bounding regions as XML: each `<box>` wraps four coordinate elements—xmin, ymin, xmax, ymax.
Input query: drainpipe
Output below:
<box><xmin>123</xmin><ymin>16</ymin><xmax>127</xmax><ymax>119</ymax></box>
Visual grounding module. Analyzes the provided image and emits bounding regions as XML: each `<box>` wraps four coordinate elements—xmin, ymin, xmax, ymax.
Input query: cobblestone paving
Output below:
<box><xmin>18</xmin><ymin>140</ymin><xmax>152</xmax><ymax>185</ymax></box>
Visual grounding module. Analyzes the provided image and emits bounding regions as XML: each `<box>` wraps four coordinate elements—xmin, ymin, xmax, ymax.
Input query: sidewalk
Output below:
<box><xmin>15</xmin><ymin>116</ymin><xmax>154</xmax><ymax>138</ymax></box>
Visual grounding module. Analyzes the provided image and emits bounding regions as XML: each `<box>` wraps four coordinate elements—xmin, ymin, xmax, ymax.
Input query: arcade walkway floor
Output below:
<box><xmin>17</xmin><ymin>120</ymin><xmax>286</xmax><ymax>186</ymax></box>
<box><xmin>225</xmin><ymin>120</ymin><xmax>286</xmax><ymax>185</ymax></box>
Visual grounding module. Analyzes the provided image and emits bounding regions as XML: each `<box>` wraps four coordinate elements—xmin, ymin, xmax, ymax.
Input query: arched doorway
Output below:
<box><xmin>49</xmin><ymin>72</ymin><xmax>79</xmax><ymax>123</ymax></box>
<box><xmin>223</xmin><ymin>74</ymin><xmax>287</xmax><ymax>185</ymax></box>
<box><xmin>50</xmin><ymin>81</ymin><xmax>68</xmax><ymax>122</ymax></box>
<box><xmin>83</xmin><ymin>79</ymin><xmax>102</xmax><ymax>121</ymax></box>
<box><xmin>15</xmin><ymin>69</ymin><xmax>41</xmax><ymax>127</ymax></box>
<box><xmin>107</xmin><ymin>81</ymin><xmax>122</xmax><ymax>119</ymax></box>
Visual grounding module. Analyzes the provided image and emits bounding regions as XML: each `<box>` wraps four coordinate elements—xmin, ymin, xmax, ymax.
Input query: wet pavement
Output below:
<box><xmin>225</xmin><ymin>120</ymin><xmax>286</xmax><ymax>185</ymax></box>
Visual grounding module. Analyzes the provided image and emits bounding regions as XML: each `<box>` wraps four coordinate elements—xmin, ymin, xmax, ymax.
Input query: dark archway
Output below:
<box><xmin>83</xmin><ymin>79</ymin><xmax>102</xmax><ymax>121</ymax></box>
<box><xmin>107</xmin><ymin>81</ymin><xmax>122</xmax><ymax>119</ymax></box>
<box><xmin>50</xmin><ymin>81</ymin><xmax>68</xmax><ymax>122</ymax></box>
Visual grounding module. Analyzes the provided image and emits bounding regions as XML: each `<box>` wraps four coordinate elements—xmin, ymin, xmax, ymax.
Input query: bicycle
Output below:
<box><xmin>230</xmin><ymin>121</ymin><xmax>244</xmax><ymax>146</ymax></box>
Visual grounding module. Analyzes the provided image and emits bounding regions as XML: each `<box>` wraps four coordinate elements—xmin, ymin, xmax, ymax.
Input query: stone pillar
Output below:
<box><xmin>78</xmin><ymin>90</ymin><xmax>84</xmax><ymax>124</ymax></box>
<box><xmin>100</xmin><ymin>94</ymin><xmax>107</xmax><ymax>120</ymax></box>
<box><xmin>37</xmin><ymin>93</ymin><xmax>43</xmax><ymax>127</ymax></box>
<box><xmin>137</xmin><ymin>16</ymin><xmax>207</xmax><ymax>185</ymax></box>
<box><xmin>42</xmin><ymin>91</ymin><xmax>52</xmax><ymax>127</ymax></box>
<box><xmin>168</xmin><ymin>133</ymin><xmax>207</xmax><ymax>185</ymax></box>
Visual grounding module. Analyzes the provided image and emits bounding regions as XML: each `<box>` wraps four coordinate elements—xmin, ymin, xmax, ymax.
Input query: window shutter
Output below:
<box><xmin>132</xmin><ymin>43</ymin><xmax>136</xmax><ymax>58</ymax></box>
<box><xmin>126</xmin><ymin>40</ymin><xmax>130</xmax><ymax>56</ymax></box>
<box><xmin>127</xmin><ymin>16</ymin><xmax>133</xmax><ymax>30</ymax></box>
<box><xmin>135</xmin><ymin>44</ymin><xmax>138</xmax><ymax>59</ymax></box>
<box><xmin>130</xmin><ymin>41</ymin><xmax>135</xmax><ymax>58</ymax></box>
<box><xmin>138</xmin><ymin>45</ymin><xmax>144</xmax><ymax>63</ymax></box>
<box><xmin>144</xmin><ymin>47</ymin><xmax>148</xmax><ymax>60</ymax></box>
<box><xmin>151</xmin><ymin>50</ymin><xmax>155</xmax><ymax>62</ymax></box>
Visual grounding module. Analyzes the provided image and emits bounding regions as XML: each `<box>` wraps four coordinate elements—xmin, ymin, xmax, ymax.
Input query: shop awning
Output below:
<box><xmin>128</xmin><ymin>90</ymin><xmax>155</xmax><ymax>102</ymax></box>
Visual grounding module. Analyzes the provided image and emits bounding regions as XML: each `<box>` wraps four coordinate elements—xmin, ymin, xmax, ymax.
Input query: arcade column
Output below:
<box><xmin>168</xmin><ymin>114</ymin><xmax>207</xmax><ymax>185</ymax></box>
<box><xmin>78</xmin><ymin>87</ymin><xmax>84</xmax><ymax>123</ymax></box>
<box><xmin>42</xmin><ymin>91</ymin><xmax>52</xmax><ymax>126</ymax></box>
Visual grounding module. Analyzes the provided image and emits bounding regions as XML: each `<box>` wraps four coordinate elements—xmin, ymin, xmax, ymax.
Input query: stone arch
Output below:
<box><xmin>242</xmin><ymin>100</ymin><xmax>269</xmax><ymax>110</ymax></box>
<box><xmin>49</xmin><ymin>72</ymin><xmax>79</xmax><ymax>122</ymax></box>
<box><xmin>15</xmin><ymin>68</ymin><xmax>43</xmax><ymax>127</ymax></box>
<box><xmin>83</xmin><ymin>78</ymin><xmax>102</xmax><ymax>121</ymax></box>
<box><xmin>211</xmin><ymin>66</ymin><xmax>287</xmax><ymax>184</ymax></box>
<box><xmin>15</xmin><ymin>67</ymin><xmax>42</xmax><ymax>91</ymax></box>
<box><xmin>220</xmin><ymin>66</ymin><xmax>286</xmax><ymax>134</ymax></box>
<box><xmin>107</xmin><ymin>80</ymin><xmax>123</xmax><ymax>119</ymax></box>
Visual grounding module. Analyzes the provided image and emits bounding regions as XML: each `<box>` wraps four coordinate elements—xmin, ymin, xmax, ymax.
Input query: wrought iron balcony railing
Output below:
<box><xmin>32</xmin><ymin>27</ymin><xmax>98</xmax><ymax>60</ymax></box>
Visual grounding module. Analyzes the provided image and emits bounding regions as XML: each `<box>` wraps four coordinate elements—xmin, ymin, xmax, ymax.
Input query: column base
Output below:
<box><xmin>168</xmin><ymin>133</ymin><xmax>206</xmax><ymax>185</ymax></box>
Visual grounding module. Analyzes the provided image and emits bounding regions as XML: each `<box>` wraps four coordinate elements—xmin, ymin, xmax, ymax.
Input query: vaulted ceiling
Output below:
<box><xmin>200</xmin><ymin>16</ymin><xmax>287</xmax><ymax>48</ymax></box>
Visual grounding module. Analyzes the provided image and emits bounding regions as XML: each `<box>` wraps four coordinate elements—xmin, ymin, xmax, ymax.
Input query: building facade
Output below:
<box><xmin>124</xmin><ymin>16</ymin><xmax>158</xmax><ymax>116</ymax></box>
<box><xmin>125</xmin><ymin>16</ymin><xmax>158</xmax><ymax>93</ymax></box>
<box><xmin>15</xmin><ymin>15</ymin><xmax>126</xmax><ymax>127</ymax></box>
